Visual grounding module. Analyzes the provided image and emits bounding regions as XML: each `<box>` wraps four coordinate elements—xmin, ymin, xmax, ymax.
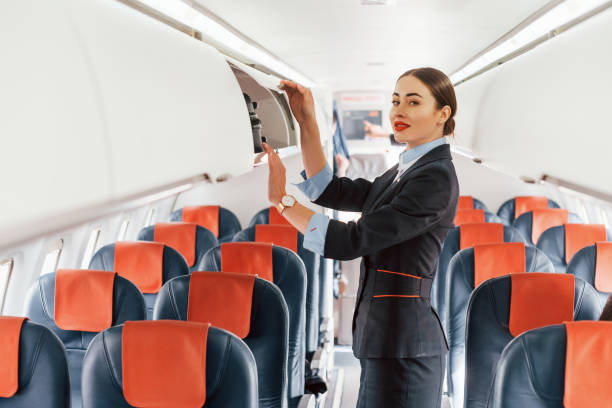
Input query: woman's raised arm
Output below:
<box><xmin>279</xmin><ymin>80</ymin><xmax>327</xmax><ymax>178</ymax></box>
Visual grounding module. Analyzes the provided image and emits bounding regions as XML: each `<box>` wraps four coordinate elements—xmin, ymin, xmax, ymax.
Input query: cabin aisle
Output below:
<box><xmin>334</xmin><ymin>346</ymin><xmax>360</xmax><ymax>407</ymax></box>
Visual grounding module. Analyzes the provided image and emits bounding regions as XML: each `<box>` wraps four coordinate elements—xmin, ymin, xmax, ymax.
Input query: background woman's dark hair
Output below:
<box><xmin>398</xmin><ymin>67</ymin><xmax>457</xmax><ymax>137</ymax></box>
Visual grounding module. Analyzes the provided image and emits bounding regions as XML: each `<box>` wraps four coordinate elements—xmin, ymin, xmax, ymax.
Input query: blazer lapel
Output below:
<box><xmin>366</xmin><ymin>144</ymin><xmax>453</xmax><ymax>212</ymax></box>
<box><xmin>363</xmin><ymin>164</ymin><xmax>398</xmax><ymax>213</ymax></box>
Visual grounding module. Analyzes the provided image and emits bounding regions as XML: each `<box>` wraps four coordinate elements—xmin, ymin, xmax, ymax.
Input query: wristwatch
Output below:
<box><xmin>278</xmin><ymin>194</ymin><xmax>296</xmax><ymax>215</ymax></box>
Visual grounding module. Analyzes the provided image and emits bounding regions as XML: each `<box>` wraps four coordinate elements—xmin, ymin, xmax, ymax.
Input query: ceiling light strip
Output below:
<box><xmin>129</xmin><ymin>0</ymin><xmax>315</xmax><ymax>87</ymax></box>
<box><xmin>451</xmin><ymin>0</ymin><xmax>612</xmax><ymax>85</ymax></box>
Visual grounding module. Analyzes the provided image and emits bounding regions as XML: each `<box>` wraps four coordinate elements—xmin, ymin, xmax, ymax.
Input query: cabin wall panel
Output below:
<box><xmin>0</xmin><ymin>0</ymin><xmax>112</xmax><ymax>234</ymax></box>
<box><xmin>455</xmin><ymin>7</ymin><xmax>612</xmax><ymax>196</ymax></box>
<box><xmin>69</xmin><ymin>0</ymin><xmax>254</xmax><ymax>196</ymax></box>
<box><xmin>174</xmin><ymin>153</ymin><xmax>324</xmax><ymax>228</ymax></box>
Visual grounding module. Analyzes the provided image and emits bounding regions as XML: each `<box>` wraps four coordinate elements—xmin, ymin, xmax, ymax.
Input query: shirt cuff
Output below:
<box><xmin>303</xmin><ymin>213</ymin><xmax>330</xmax><ymax>256</ymax></box>
<box><xmin>292</xmin><ymin>164</ymin><xmax>333</xmax><ymax>201</ymax></box>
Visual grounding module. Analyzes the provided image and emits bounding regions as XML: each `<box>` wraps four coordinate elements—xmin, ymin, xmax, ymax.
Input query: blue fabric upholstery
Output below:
<box><xmin>169</xmin><ymin>206</ymin><xmax>242</xmax><ymax>243</ymax></box>
<box><xmin>89</xmin><ymin>243</ymin><xmax>189</xmax><ymax>319</ymax></box>
<box><xmin>536</xmin><ymin>225</ymin><xmax>612</xmax><ymax>273</ymax></box>
<box><xmin>445</xmin><ymin>246</ymin><xmax>554</xmax><ymax>407</ymax></box>
<box><xmin>463</xmin><ymin>275</ymin><xmax>601</xmax><ymax>408</ymax></box>
<box><xmin>496</xmin><ymin>198</ymin><xmax>560</xmax><ymax>226</ymax></box>
<box><xmin>233</xmin><ymin>224</ymin><xmax>320</xmax><ymax>356</ymax></box>
<box><xmin>81</xmin><ymin>324</ymin><xmax>258</xmax><ymax>408</ymax></box>
<box><xmin>137</xmin><ymin>224</ymin><xmax>218</xmax><ymax>273</ymax></box>
<box><xmin>472</xmin><ymin>197</ymin><xmax>488</xmax><ymax>211</ymax></box>
<box><xmin>512</xmin><ymin>210</ymin><xmax>583</xmax><ymax>245</ymax></box>
<box><xmin>483</xmin><ymin>211</ymin><xmax>505</xmax><ymax>224</ymax></box>
<box><xmin>431</xmin><ymin>224</ymin><xmax>527</xmax><ymax>330</ymax></box>
<box><xmin>24</xmin><ymin>273</ymin><xmax>146</xmax><ymax>408</ymax></box>
<box><xmin>567</xmin><ymin>244</ymin><xmax>611</xmax><ymax>307</ymax></box>
<box><xmin>248</xmin><ymin>207</ymin><xmax>273</xmax><ymax>228</ymax></box>
<box><xmin>0</xmin><ymin>320</ymin><xmax>70</xmax><ymax>408</ymax></box>
<box><xmin>153</xmin><ymin>275</ymin><xmax>288</xmax><ymax>408</ymax></box>
<box><xmin>198</xmin><ymin>244</ymin><xmax>306</xmax><ymax>404</ymax></box>
<box><xmin>489</xmin><ymin>324</ymin><xmax>567</xmax><ymax>407</ymax></box>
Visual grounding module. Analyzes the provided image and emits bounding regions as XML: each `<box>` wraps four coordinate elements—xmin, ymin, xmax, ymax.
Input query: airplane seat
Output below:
<box><xmin>250</xmin><ymin>206</ymin><xmax>331</xmax><ymax>350</ymax></box>
<box><xmin>511</xmin><ymin>208</ymin><xmax>583</xmax><ymax>245</ymax></box>
<box><xmin>169</xmin><ymin>205</ymin><xmax>242</xmax><ymax>243</ymax></box>
<box><xmin>431</xmin><ymin>223</ymin><xmax>526</xmax><ymax>326</ymax></box>
<box><xmin>454</xmin><ymin>208</ymin><xmax>505</xmax><ymax>226</ymax></box>
<box><xmin>232</xmin><ymin>224</ymin><xmax>320</xmax><ymax>359</ymax></box>
<box><xmin>24</xmin><ymin>270</ymin><xmax>146</xmax><ymax>408</ymax></box>
<box><xmin>496</xmin><ymin>196</ymin><xmax>561</xmax><ymax>226</ymax></box>
<box><xmin>458</xmin><ymin>195</ymin><xmax>488</xmax><ymax>212</ymax></box>
<box><xmin>567</xmin><ymin>242</ymin><xmax>612</xmax><ymax>307</ymax></box>
<box><xmin>81</xmin><ymin>321</ymin><xmax>258</xmax><ymax>408</ymax></box>
<box><xmin>248</xmin><ymin>206</ymin><xmax>292</xmax><ymax>227</ymax></box>
<box><xmin>0</xmin><ymin>317</ymin><xmax>70</xmax><ymax>408</ymax></box>
<box><xmin>462</xmin><ymin>273</ymin><xmax>601</xmax><ymax>408</ymax></box>
<box><xmin>490</xmin><ymin>321</ymin><xmax>612</xmax><ymax>408</ymax></box>
<box><xmin>445</xmin><ymin>243</ymin><xmax>554</xmax><ymax>405</ymax></box>
<box><xmin>89</xmin><ymin>241</ymin><xmax>189</xmax><ymax>318</ymax></box>
<box><xmin>153</xmin><ymin>272</ymin><xmax>288</xmax><ymax>408</ymax></box>
<box><xmin>138</xmin><ymin>222</ymin><xmax>218</xmax><ymax>272</ymax></box>
<box><xmin>198</xmin><ymin>242</ymin><xmax>306</xmax><ymax>405</ymax></box>
<box><xmin>536</xmin><ymin>223</ymin><xmax>612</xmax><ymax>273</ymax></box>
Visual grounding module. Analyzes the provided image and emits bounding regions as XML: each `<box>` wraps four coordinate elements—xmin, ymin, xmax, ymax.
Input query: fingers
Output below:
<box><xmin>279</xmin><ymin>79</ymin><xmax>308</xmax><ymax>95</ymax></box>
<box><xmin>262</xmin><ymin>141</ymin><xmax>273</xmax><ymax>154</ymax></box>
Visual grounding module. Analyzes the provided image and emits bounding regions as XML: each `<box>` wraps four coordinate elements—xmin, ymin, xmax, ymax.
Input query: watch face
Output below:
<box><xmin>282</xmin><ymin>195</ymin><xmax>295</xmax><ymax>206</ymax></box>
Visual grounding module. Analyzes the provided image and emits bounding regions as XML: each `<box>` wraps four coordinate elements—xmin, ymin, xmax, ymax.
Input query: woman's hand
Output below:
<box><xmin>262</xmin><ymin>142</ymin><xmax>287</xmax><ymax>206</ymax></box>
<box><xmin>363</xmin><ymin>120</ymin><xmax>388</xmax><ymax>138</ymax></box>
<box><xmin>279</xmin><ymin>79</ymin><xmax>316</xmax><ymax>125</ymax></box>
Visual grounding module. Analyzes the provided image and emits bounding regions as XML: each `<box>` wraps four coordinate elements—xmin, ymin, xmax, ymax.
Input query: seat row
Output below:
<box><xmin>1</xmin><ymin>204</ymin><xmax>328</xmax><ymax>408</ymax></box>
<box><xmin>437</xmin><ymin>195</ymin><xmax>612</xmax><ymax>407</ymax></box>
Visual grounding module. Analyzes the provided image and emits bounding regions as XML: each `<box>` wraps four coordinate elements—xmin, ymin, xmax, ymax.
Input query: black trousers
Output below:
<box><xmin>356</xmin><ymin>354</ymin><xmax>445</xmax><ymax>408</ymax></box>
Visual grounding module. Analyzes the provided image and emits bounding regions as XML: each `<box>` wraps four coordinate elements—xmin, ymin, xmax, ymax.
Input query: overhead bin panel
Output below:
<box><xmin>228</xmin><ymin>60</ymin><xmax>297</xmax><ymax>150</ymax></box>
<box><xmin>455</xmin><ymin>6</ymin><xmax>612</xmax><ymax>196</ymax></box>
<box><xmin>69</xmin><ymin>0</ymin><xmax>253</xmax><ymax>196</ymax></box>
<box><xmin>0</xmin><ymin>0</ymin><xmax>111</xmax><ymax>232</ymax></box>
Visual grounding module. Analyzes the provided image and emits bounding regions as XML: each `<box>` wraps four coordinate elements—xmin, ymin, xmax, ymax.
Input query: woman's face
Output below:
<box><xmin>390</xmin><ymin>75</ymin><xmax>450</xmax><ymax>147</ymax></box>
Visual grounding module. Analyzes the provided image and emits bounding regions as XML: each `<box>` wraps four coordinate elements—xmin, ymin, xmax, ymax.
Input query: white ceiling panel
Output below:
<box><xmin>195</xmin><ymin>0</ymin><xmax>553</xmax><ymax>91</ymax></box>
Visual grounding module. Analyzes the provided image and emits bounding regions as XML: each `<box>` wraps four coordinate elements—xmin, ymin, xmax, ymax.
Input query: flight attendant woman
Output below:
<box><xmin>264</xmin><ymin>67</ymin><xmax>459</xmax><ymax>408</ymax></box>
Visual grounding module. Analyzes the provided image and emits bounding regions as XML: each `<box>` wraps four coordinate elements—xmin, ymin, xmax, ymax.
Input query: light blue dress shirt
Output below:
<box><xmin>295</xmin><ymin>137</ymin><xmax>448</xmax><ymax>255</ymax></box>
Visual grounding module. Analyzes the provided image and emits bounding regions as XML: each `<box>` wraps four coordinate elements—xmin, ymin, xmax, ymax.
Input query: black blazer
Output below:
<box><xmin>314</xmin><ymin>143</ymin><xmax>458</xmax><ymax>358</ymax></box>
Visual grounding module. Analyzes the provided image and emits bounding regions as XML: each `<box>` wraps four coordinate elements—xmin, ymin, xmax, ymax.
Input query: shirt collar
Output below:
<box><xmin>398</xmin><ymin>137</ymin><xmax>447</xmax><ymax>174</ymax></box>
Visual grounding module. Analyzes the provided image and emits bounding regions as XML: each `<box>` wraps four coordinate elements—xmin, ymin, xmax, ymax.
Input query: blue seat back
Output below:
<box><xmin>512</xmin><ymin>210</ymin><xmax>583</xmax><ymax>245</ymax></box>
<box><xmin>24</xmin><ymin>273</ymin><xmax>146</xmax><ymax>408</ymax></box>
<box><xmin>567</xmin><ymin>244</ymin><xmax>612</xmax><ymax>307</ymax></box>
<box><xmin>491</xmin><ymin>322</ymin><xmax>612</xmax><ymax>408</ymax></box>
<box><xmin>198</xmin><ymin>244</ymin><xmax>306</xmax><ymax>403</ymax></box>
<box><xmin>169</xmin><ymin>206</ymin><xmax>242</xmax><ymax>243</ymax></box>
<box><xmin>432</xmin><ymin>224</ymin><xmax>526</xmax><ymax>329</ymax></box>
<box><xmin>445</xmin><ymin>245</ymin><xmax>554</xmax><ymax>406</ymax></box>
<box><xmin>233</xmin><ymin>225</ymin><xmax>320</xmax><ymax>355</ymax></box>
<box><xmin>0</xmin><ymin>320</ymin><xmax>70</xmax><ymax>408</ymax></box>
<box><xmin>536</xmin><ymin>225</ymin><xmax>612</xmax><ymax>273</ymax></box>
<box><xmin>497</xmin><ymin>197</ymin><xmax>560</xmax><ymax>226</ymax></box>
<box><xmin>463</xmin><ymin>275</ymin><xmax>601</xmax><ymax>408</ymax></box>
<box><xmin>138</xmin><ymin>224</ymin><xmax>218</xmax><ymax>272</ymax></box>
<box><xmin>153</xmin><ymin>275</ymin><xmax>288</xmax><ymax>408</ymax></box>
<box><xmin>89</xmin><ymin>243</ymin><xmax>189</xmax><ymax>318</ymax></box>
<box><xmin>81</xmin><ymin>324</ymin><xmax>258</xmax><ymax>408</ymax></box>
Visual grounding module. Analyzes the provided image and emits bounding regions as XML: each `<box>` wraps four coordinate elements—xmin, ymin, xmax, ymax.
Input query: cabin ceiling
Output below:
<box><xmin>196</xmin><ymin>0</ymin><xmax>553</xmax><ymax>92</ymax></box>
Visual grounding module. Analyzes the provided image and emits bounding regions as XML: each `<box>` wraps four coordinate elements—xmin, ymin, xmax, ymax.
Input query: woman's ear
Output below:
<box><xmin>440</xmin><ymin>105</ymin><xmax>451</xmax><ymax>121</ymax></box>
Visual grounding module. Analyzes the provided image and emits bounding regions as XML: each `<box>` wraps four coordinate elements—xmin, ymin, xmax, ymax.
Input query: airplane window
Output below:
<box><xmin>578</xmin><ymin>200</ymin><xmax>590</xmax><ymax>223</ymax></box>
<box><xmin>600</xmin><ymin>207</ymin><xmax>610</xmax><ymax>228</ymax></box>
<box><xmin>80</xmin><ymin>229</ymin><xmax>101</xmax><ymax>269</ymax></box>
<box><xmin>40</xmin><ymin>239</ymin><xmax>64</xmax><ymax>276</ymax></box>
<box><xmin>0</xmin><ymin>258</ymin><xmax>14</xmax><ymax>314</ymax></box>
<box><xmin>145</xmin><ymin>208</ymin><xmax>157</xmax><ymax>227</ymax></box>
<box><xmin>117</xmin><ymin>219</ymin><xmax>131</xmax><ymax>241</ymax></box>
